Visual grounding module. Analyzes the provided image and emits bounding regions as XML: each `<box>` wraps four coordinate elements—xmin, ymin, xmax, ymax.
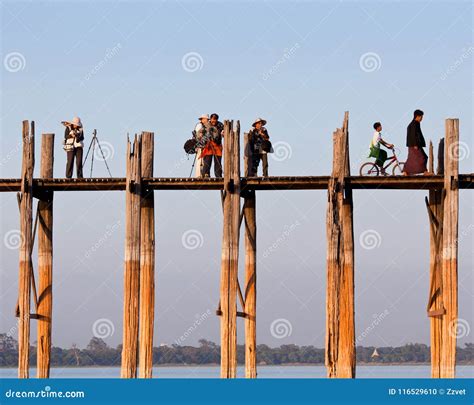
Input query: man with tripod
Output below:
<box><xmin>197</xmin><ymin>113</ymin><xmax>223</xmax><ymax>178</ymax></box>
<box><xmin>62</xmin><ymin>116</ymin><xmax>84</xmax><ymax>178</ymax></box>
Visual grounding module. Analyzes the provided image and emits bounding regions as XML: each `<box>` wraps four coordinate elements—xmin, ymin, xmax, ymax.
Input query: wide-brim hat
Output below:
<box><xmin>252</xmin><ymin>117</ymin><xmax>266</xmax><ymax>127</ymax></box>
<box><xmin>61</xmin><ymin>116</ymin><xmax>82</xmax><ymax>128</ymax></box>
<box><xmin>199</xmin><ymin>114</ymin><xmax>209</xmax><ymax>121</ymax></box>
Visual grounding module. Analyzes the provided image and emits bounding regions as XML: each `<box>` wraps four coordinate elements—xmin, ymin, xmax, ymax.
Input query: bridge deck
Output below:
<box><xmin>0</xmin><ymin>174</ymin><xmax>472</xmax><ymax>192</ymax></box>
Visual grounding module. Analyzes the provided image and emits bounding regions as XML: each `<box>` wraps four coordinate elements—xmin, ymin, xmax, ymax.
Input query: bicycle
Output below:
<box><xmin>359</xmin><ymin>146</ymin><xmax>405</xmax><ymax>176</ymax></box>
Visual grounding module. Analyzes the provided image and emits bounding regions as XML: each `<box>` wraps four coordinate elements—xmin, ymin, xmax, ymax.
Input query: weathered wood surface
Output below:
<box><xmin>37</xmin><ymin>133</ymin><xmax>54</xmax><ymax>378</ymax></box>
<box><xmin>1</xmin><ymin>175</ymin><xmax>473</xmax><ymax>192</ymax></box>
<box><xmin>325</xmin><ymin>112</ymin><xmax>355</xmax><ymax>378</ymax></box>
<box><xmin>138</xmin><ymin>132</ymin><xmax>155</xmax><ymax>378</ymax></box>
<box><xmin>121</xmin><ymin>135</ymin><xmax>142</xmax><ymax>378</ymax></box>
<box><xmin>219</xmin><ymin>120</ymin><xmax>240</xmax><ymax>378</ymax></box>
<box><xmin>18</xmin><ymin>121</ymin><xmax>35</xmax><ymax>378</ymax></box>
<box><xmin>440</xmin><ymin>119</ymin><xmax>459</xmax><ymax>378</ymax></box>
<box><xmin>243</xmin><ymin>132</ymin><xmax>257</xmax><ymax>378</ymax></box>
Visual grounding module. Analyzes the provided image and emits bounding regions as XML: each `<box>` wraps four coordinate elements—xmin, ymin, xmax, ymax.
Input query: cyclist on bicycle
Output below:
<box><xmin>368</xmin><ymin>122</ymin><xmax>394</xmax><ymax>174</ymax></box>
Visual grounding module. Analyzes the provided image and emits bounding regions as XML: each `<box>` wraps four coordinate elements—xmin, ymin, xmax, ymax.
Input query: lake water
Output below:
<box><xmin>1</xmin><ymin>365</ymin><xmax>473</xmax><ymax>378</ymax></box>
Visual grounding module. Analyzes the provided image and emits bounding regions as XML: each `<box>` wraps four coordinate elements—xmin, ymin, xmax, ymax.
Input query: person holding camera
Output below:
<box><xmin>199</xmin><ymin>113</ymin><xmax>223</xmax><ymax>178</ymax></box>
<box><xmin>62</xmin><ymin>116</ymin><xmax>84</xmax><ymax>178</ymax></box>
<box><xmin>248</xmin><ymin>117</ymin><xmax>271</xmax><ymax>177</ymax></box>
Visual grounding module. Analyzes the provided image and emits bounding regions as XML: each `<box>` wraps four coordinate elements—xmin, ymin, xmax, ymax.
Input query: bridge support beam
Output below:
<box><xmin>18</xmin><ymin>121</ymin><xmax>35</xmax><ymax>378</ymax></box>
<box><xmin>219</xmin><ymin>120</ymin><xmax>241</xmax><ymax>378</ymax></box>
<box><xmin>325</xmin><ymin>112</ymin><xmax>356</xmax><ymax>378</ymax></box>
<box><xmin>121</xmin><ymin>135</ymin><xmax>142</xmax><ymax>378</ymax></box>
<box><xmin>37</xmin><ymin>133</ymin><xmax>54</xmax><ymax>378</ymax></box>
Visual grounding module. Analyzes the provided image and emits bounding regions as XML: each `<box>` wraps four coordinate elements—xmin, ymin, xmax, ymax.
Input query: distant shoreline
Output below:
<box><xmin>1</xmin><ymin>362</ymin><xmax>473</xmax><ymax>369</ymax></box>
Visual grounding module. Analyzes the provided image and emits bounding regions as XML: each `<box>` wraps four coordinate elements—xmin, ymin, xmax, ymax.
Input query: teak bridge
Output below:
<box><xmin>2</xmin><ymin>113</ymin><xmax>472</xmax><ymax>379</ymax></box>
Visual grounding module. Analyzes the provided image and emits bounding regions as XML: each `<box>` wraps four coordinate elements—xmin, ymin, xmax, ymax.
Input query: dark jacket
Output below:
<box><xmin>406</xmin><ymin>119</ymin><xmax>426</xmax><ymax>148</ymax></box>
<box><xmin>249</xmin><ymin>127</ymin><xmax>270</xmax><ymax>153</ymax></box>
<box><xmin>64</xmin><ymin>126</ymin><xmax>84</xmax><ymax>143</ymax></box>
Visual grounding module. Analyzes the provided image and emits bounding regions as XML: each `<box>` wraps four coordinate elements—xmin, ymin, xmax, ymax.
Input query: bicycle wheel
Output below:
<box><xmin>360</xmin><ymin>162</ymin><xmax>379</xmax><ymax>176</ymax></box>
<box><xmin>392</xmin><ymin>162</ymin><xmax>404</xmax><ymax>175</ymax></box>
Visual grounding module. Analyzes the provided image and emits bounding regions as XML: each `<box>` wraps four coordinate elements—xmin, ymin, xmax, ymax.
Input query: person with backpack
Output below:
<box><xmin>62</xmin><ymin>116</ymin><xmax>84</xmax><ymax>178</ymax></box>
<box><xmin>192</xmin><ymin>114</ymin><xmax>209</xmax><ymax>177</ymax></box>
<box><xmin>248</xmin><ymin>118</ymin><xmax>271</xmax><ymax>177</ymax></box>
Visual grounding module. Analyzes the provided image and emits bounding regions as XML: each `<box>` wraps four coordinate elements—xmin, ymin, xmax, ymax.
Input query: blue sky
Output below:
<box><xmin>0</xmin><ymin>0</ymin><xmax>472</xmax><ymax>349</ymax></box>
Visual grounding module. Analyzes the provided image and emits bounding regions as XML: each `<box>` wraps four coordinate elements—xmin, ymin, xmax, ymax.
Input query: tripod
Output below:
<box><xmin>83</xmin><ymin>129</ymin><xmax>113</xmax><ymax>178</ymax></box>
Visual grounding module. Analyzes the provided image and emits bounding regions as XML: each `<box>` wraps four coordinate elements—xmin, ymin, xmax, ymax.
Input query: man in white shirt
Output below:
<box><xmin>368</xmin><ymin>122</ymin><xmax>393</xmax><ymax>173</ymax></box>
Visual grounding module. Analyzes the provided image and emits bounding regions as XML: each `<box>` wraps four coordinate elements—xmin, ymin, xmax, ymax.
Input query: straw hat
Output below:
<box><xmin>61</xmin><ymin>116</ymin><xmax>82</xmax><ymax>128</ymax></box>
<box><xmin>252</xmin><ymin>117</ymin><xmax>267</xmax><ymax>127</ymax></box>
<box><xmin>199</xmin><ymin>114</ymin><xmax>209</xmax><ymax>121</ymax></box>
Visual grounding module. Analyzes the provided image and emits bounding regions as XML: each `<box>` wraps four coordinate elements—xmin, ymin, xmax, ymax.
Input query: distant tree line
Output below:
<box><xmin>0</xmin><ymin>335</ymin><xmax>472</xmax><ymax>367</ymax></box>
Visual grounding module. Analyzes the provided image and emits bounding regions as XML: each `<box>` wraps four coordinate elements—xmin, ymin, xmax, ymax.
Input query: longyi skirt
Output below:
<box><xmin>404</xmin><ymin>147</ymin><xmax>427</xmax><ymax>174</ymax></box>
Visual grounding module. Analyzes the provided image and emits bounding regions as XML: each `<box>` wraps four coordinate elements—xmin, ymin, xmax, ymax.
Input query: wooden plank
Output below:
<box><xmin>121</xmin><ymin>135</ymin><xmax>142</xmax><ymax>378</ymax></box>
<box><xmin>220</xmin><ymin>120</ymin><xmax>240</xmax><ymax>378</ymax></box>
<box><xmin>18</xmin><ymin>120</ymin><xmax>34</xmax><ymax>378</ymax></box>
<box><xmin>325</xmin><ymin>112</ymin><xmax>355</xmax><ymax>378</ymax></box>
<box><xmin>138</xmin><ymin>132</ymin><xmax>155</xmax><ymax>378</ymax></box>
<box><xmin>37</xmin><ymin>133</ymin><xmax>54</xmax><ymax>378</ymax></box>
<box><xmin>425</xmin><ymin>140</ymin><xmax>445</xmax><ymax>378</ymax></box>
<box><xmin>0</xmin><ymin>174</ymin><xmax>473</xmax><ymax>192</ymax></box>
<box><xmin>243</xmin><ymin>131</ymin><xmax>257</xmax><ymax>378</ymax></box>
<box><xmin>440</xmin><ymin>118</ymin><xmax>459</xmax><ymax>378</ymax></box>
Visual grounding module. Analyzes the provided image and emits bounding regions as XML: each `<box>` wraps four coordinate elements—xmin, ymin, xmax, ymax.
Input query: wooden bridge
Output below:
<box><xmin>2</xmin><ymin>114</ymin><xmax>470</xmax><ymax>379</ymax></box>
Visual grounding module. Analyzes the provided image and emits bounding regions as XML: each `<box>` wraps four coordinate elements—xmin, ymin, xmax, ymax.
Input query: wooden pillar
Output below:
<box><xmin>220</xmin><ymin>120</ymin><xmax>240</xmax><ymax>378</ymax></box>
<box><xmin>139</xmin><ymin>132</ymin><xmax>155</xmax><ymax>378</ymax></box>
<box><xmin>37</xmin><ymin>133</ymin><xmax>54</xmax><ymax>378</ymax></box>
<box><xmin>425</xmin><ymin>140</ymin><xmax>444</xmax><ymax>378</ymax></box>
<box><xmin>18</xmin><ymin>120</ymin><xmax>35</xmax><ymax>378</ymax></box>
<box><xmin>121</xmin><ymin>135</ymin><xmax>142</xmax><ymax>378</ymax></box>
<box><xmin>325</xmin><ymin>112</ymin><xmax>355</xmax><ymax>378</ymax></box>
<box><xmin>243</xmin><ymin>132</ymin><xmax>257</xmax><ymax>378</ymax></box>
<box><xmin>440</xmin><ymin>118</ymin><xmax>459</xmax><ymax>378</ymax></box>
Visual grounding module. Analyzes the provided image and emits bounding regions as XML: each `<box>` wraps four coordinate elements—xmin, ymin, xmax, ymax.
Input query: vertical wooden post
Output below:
<box><xmin>139</xmin><ymin>132</ymin><xmax>155</xmax><ymax>378</ymax></box>
<box><xmin>243</xmin><ymin>132</ymin><xmax>257</xmax><ymax>378</ymax></box>
<box><xmin>425</xmin><ymin>140</ymin><xmax>444</xmax><ymax>378</ymax></box>
<box><xmin>121</xmin><ymin>135</ymin><xmax>142</xmax><ymax>378</ymax></box>
<box><xmin>325</xmin><ymin>112</ymin><xmax>355</xmax><ymax>378</ymax></box>
<box><xmin>37</xmin><ymin>133</ymin><xmax>54</xmax><ymax>378</ymax></box>
<box><xmin>440</xmin><ymin>118</ymin><xmax>459</xmax><ymax>378</ymax></box>
<box><xmin>220</xmin><ymin>120</ymin><xmax>240</xmax><ymax>378</ymax></box>
<box><xmin>18</xmin><ymin>120</ymin><xmax>34</xmax><ymax>378</ymax></box>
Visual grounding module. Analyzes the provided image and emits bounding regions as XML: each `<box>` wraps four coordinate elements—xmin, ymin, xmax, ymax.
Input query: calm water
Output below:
<box><xmin>1</xmin><ymin>365</ymin><xmax>473</xmax><ymax>378</ymax></box>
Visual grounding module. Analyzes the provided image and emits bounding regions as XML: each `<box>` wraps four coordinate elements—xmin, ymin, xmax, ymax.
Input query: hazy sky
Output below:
<box><xmin>1</xmin><ymin>0</ymin><xmax>472</xmax><ymax>350</ymax></box>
